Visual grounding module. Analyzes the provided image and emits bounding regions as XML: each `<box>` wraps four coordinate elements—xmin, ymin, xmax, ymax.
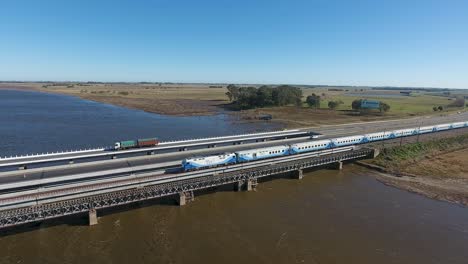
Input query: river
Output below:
<box><xmin>1</xmin><ymin>89</ymin><xmax>468</xmax><ymax>264</ymax></box>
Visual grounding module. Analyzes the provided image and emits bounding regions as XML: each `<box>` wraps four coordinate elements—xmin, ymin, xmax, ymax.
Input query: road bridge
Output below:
<box><xmin>1</xmin><ymin>111</ymin><xmax>467</xmax><ymax>171</ymax></box>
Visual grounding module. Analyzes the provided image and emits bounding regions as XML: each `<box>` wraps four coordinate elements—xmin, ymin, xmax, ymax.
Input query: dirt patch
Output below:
<box><xmin>77</xmin><ymin>94</ymin><xmax>225</xmax><ymax>116</ymax></box>
<box><xmin>360</xmin><ymin>135</ymin><xmax>468</xmax><ymax>206</ymax></box>
<box><xmin>375</xmin><ymin>172</ymin><xmax>468</xmax><ymax>206</ymax></box>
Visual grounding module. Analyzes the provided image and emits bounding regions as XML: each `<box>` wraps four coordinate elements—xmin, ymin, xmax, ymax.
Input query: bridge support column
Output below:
<box><xmin>111</xmin><ymin>155</ymin><xmax>117</xmax><ymax>159</ymax></box>
<box><xmin>293</xmin><ymin>169</ymin><xmax>303</xmax><ymax>180</ymax></box>
<box><xmin>178</xmin><ymin>191</ymin><xmax>194</xmax><ymax>206</ymax></box>
<box><xmin>89</xmin><ymin>209</ymin><xmax>98</xmax><ymax>226</ymax></box>
<box><xmin>246</xmin><ymin>179</ymin><xmax>257</xmax><ymax>191</ymax></box>
<box><xmin>18</xmin><ymin>165</ymin><xmax>27</xmax><ymax>170</ymax></box>
<box><xmin>68</xmin><ymin>159</ymin><xmax>74</xmax><ymax>164</ymax></box>
<box><xmin>372</xmin><ymin>148</ymin><xmax>380</xmax><ymax>158</ymax></box>
<box><xmin>147</xmin><ymin>151</ymin><xmax>155</xmax><ymax>155</ymax></box>
<box><xmin>333</xmin><ymin>161</ymin><xmax>343</xmax><ymax>170</ymax></box>
<box><xmin>234</xmin><ymin>181</ymin><xmax>243</xmax><ymax>192</ymax></box>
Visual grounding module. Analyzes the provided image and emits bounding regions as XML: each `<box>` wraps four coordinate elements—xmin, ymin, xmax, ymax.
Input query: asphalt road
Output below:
<box><xmin>0</xmin><ymin>112</ymin><xmax>466</xmax><ymax>185</ymax></box>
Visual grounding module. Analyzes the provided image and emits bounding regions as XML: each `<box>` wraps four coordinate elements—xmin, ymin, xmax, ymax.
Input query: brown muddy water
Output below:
<box><xmin>1</xmin><ymin>166</ymin><xmax>468</xmax><ymax>264</ymax></box>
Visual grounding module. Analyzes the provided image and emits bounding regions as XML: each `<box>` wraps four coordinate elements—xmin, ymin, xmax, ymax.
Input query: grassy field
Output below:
<box><xmin>1</xmin><ymin>82</ymin><xmax>466</xmax><ymax>126</ymax></box>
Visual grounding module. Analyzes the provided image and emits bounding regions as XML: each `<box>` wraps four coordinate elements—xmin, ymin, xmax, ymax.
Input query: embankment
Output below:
<box><xmin>359</xmin><ymin>133</ymin><xmax>468</xmax><ymax>206</ymax></box>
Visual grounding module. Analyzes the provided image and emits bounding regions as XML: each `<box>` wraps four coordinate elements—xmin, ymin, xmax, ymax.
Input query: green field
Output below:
<box><xmin>301</xmin><ymin>88</ymin><xmax>466</xmax><ymax>115</ymax></box>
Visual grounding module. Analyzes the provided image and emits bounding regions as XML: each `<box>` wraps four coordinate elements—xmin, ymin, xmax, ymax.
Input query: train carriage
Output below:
<box><xmin>182</xmin><ymin>153</ymin><xmax>236</xmax><ymax>171</ymax></box>
<box><xmin>392</xmin><ymin>128</ymin><xmax>418</xmax><ymax>138</ymax></box>
<box><xmin>451</xmin><ymin>122</ymin><xmax>465</xmax><ymax>129</ymax></box>
<box><xmin>364</xmin><ymin>131</ymin><xmax>393</xmax><ymax>142</ymax></box>
<box><xmin>418</xmin><ymin>125</ymin><xmax>436</xmax><ymax>134</ymax></box>
<box><xmin>289</xmin><ymin>140</ymin><xmax>331</xmax><ymax>154</ymax></box>
<box><xmin>331</xmin><ymin>135</ymin><xmax>365</xmax><ymax>147</ymax></box>
<box><xmin>434</xmin><ymin>123</ymin><xmax>451</xmax><ymax>131</ymax></box>
<box><xmin>235</xmin><ymin>145</ymin><xmax>289</xmax><ymax>162</ymax></box>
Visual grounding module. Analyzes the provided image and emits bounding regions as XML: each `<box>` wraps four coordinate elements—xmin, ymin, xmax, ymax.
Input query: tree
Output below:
<box><xmin>450</xmin><ymin>96</ymin><xmax>465</xmax><ymax>107</ymax></box>
<box><xmin>438</xmin><ymin>105</ymin><xmax>444</xmax><ymax>111</ymax></box>
<box><xmin>272</xmin><ymin>85</ymin><xmax>303</xmax><ymax>106</ymax></box>
<box><xmin>236</xmin><ymin>87</ymin><xmax>257</xmax><ymax>109</ymax></box>
<box><xmin>256</xmin><ymin>86</ymin><xmax>274</xmax><ymax>107</ymax></box>
<box><xmin>224</xmin><ymin>85</ymin><xmax>303</xmax><ymax>109</ymax></box>
<box><xmin>226</xmin><ymin>84</ymin><xmax>239</xmax><ymax>102</ymax></box>
<box><xmin>351</xmin><ymin>99</ymin><xmax>362</xmax><ymax>110</ymax></box>
<box><xmin>306</xmin><ymin>94</ymin><xmax>321</xmax><ymax>109</ymax></box>
<box><xmin>328</xmin><ymin>101</ymin><xmax>339</xmax><ymax>109</ymax></box>
<box><xmin>432</xmin><ymin>106</ymin><xmax>438</xmax><ymax>112</ymax></box>
<box><xmin>379</xmin><ymin>102</ymin><xmax>390</xmax><ymax>113</ymax></box>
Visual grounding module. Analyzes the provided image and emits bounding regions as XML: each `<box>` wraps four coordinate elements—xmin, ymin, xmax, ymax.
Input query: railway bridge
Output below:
<box><xmin>0</xmin><ymin>147</ymin><xmax>377</xmax><ymax>229</ymax></box>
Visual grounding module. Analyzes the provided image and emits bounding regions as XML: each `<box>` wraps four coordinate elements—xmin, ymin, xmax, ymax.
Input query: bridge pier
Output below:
<box><xmin>372</xmin><ymin>148</ymin><xmax>380</xmax><ymax>158</ymax></box>
<box><xmin>111</xmin><ymin>155</ymin><xmax>117</xmax><ymax>159</ymax></box>
<box><xmin>178</xmin><ymin>191</ymin><xmax>194</xmax><ymax>206</ymax></box>
<box><xmin>147</xmin><ymin>151</ymin><xmax>155</xmax><ymax>155</ymax></box>
<box><xmin>246</xmin><ymin>179</ymin><xmax>257</xmax><ymax>191</ymax></box>
<box><xmin>18</xmin><ymin>165</ymin><xmax>27</xmax><ymax>170</ymax></box>
<box><xmin>293</xmin><ymin>169</ymin><xmax>303</xmax><ymax>180</ymax></box>
<box><xmin>333</xmin><ymin>161</ymin><xmax>343</xmax><ymax>170</ymax></box>
<box><xmin>234</xmin><ymin>181</ymin><xmax>243</xmax><ymax>192</ymax></box>
<box><xmin>68</xmin><ymin>159</ymin><xmax>74</xmax><ymax>164</ymax></box>
<box><xmin>88</xmin><ymin>209</ymin><xmax>98</xmax><ymax>226</ymax></box>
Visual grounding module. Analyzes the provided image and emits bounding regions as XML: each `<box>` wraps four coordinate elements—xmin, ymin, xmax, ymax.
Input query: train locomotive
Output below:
<box><xmin>181</xmin><ymin>121</ymin><xmax>468</xmax><ymax>171</ymax></box>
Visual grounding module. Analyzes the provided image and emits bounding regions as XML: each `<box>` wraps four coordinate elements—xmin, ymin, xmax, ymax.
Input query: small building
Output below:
<box><xmin>361</xmin><ymin>99</ymin><xmax>380</xmax><ymax>109</ymax></box>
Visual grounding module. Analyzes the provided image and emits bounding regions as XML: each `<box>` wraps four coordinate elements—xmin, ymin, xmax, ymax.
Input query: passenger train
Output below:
<box><xmin>181</xmin><ymin>121</ymin><xmax>468</xmax><ymax>171</ymax></box>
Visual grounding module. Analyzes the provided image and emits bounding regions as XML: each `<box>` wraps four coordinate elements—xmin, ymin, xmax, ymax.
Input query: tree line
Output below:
<box><xmin>226</xmin><ymin>84</ymin><xmax>303</xmax><ymax>109</ymax></box>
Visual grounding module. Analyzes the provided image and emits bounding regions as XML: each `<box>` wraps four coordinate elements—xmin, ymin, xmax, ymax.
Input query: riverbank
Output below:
<box><xmin>0</xmin><ymin>82</ymin><xmax>464</xmax><ymax>128</ymax></box>
<box><xmin>0</xmin><ymin>83</ymin><xmax>228</xmax><ymax>116</ymax></box>
<box><xmin>361</xmin><ymin>134</ymin><xmax>468</xmax><ymax>206</ymax></box>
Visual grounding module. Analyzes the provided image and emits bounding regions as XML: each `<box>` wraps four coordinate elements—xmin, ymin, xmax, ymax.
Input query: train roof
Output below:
<box><xmin>235</xmin><ymin>145</ymin><xmax>289</xmax><ymax>155</ymax></box>
<box><xmin>291</xmin><ymin>139</ymin><xmax>331</xmax><ymax>146</ymax></box>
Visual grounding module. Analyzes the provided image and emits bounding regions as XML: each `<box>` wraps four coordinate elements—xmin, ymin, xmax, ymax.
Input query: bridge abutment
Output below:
<box><xmin>88</xmin><ymin>209</ymin><xmax>98</xmax><ymax>226</ymax></box>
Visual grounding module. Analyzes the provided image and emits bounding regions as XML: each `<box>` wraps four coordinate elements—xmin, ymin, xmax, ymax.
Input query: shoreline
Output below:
<box><xmin>357</xmin><ymin>134</ymin><xmax>468</xmax><ymax>206</ymax></box>
<box><xmin>1</xmin><ymin>84</ymin><xmax>454</xmax><ymax>129</ymax></box>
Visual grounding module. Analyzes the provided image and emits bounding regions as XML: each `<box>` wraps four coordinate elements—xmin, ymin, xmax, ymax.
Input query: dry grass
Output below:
<box><xmin>1</xmin><ymin>82</ymin><xmax>465</xmax><ymax>124</ymax></box>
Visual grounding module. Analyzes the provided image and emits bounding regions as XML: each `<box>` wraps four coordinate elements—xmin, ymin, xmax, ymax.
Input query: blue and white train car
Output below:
<box><xmin>451</xmin><ymin>122</ymin><xmax>465</xmax><ymax>129</ymax></box>
<box><xmin>364</xmin><ymin>131</ymin><xmax>393</xmax><ymax>142</ymax></box>
<box><xmin>182</xmin><ymin>153</ymin><xmax>236</xmax><ymax>171</ymax></box>
<box><xmin>235</xmin><ymin>145</ymin><xmax>289</xmax><ymax>162</ymax></box>
<box><xmin>331</xmin><ymin>135</ymin><xmax>365</xmax><ymax>147</ymax></box>
<box><xmin>434</xmin><ymin>123</ymin><xmax>451</xmax><ymax>131</ymax></box>
<box><xmin>418</xmin><ymin>125</ymin><xmax>436</xmax><ymax>134</ymax></box>
<box><xmin>289</xmin><ymin>140</ymin><xmax>332</xmax><ymax>154</ymax></box>
<box><xmin>392</xmin><ymin>128</ymin><xmax>418</xmax><ymax>138</ymax></box>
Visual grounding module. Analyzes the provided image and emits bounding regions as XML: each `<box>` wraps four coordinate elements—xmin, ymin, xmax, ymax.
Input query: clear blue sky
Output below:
<box><xmin>1</xmin><ymin>0</ymin><xmax>467</xmax><ymax>88</ymax></box>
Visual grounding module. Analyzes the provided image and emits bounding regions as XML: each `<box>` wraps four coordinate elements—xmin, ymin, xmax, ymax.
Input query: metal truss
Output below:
<box><xmin>0</xmin><ymin>148</ymin><xmax>373</xmax><ymax>229</ymax></box>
